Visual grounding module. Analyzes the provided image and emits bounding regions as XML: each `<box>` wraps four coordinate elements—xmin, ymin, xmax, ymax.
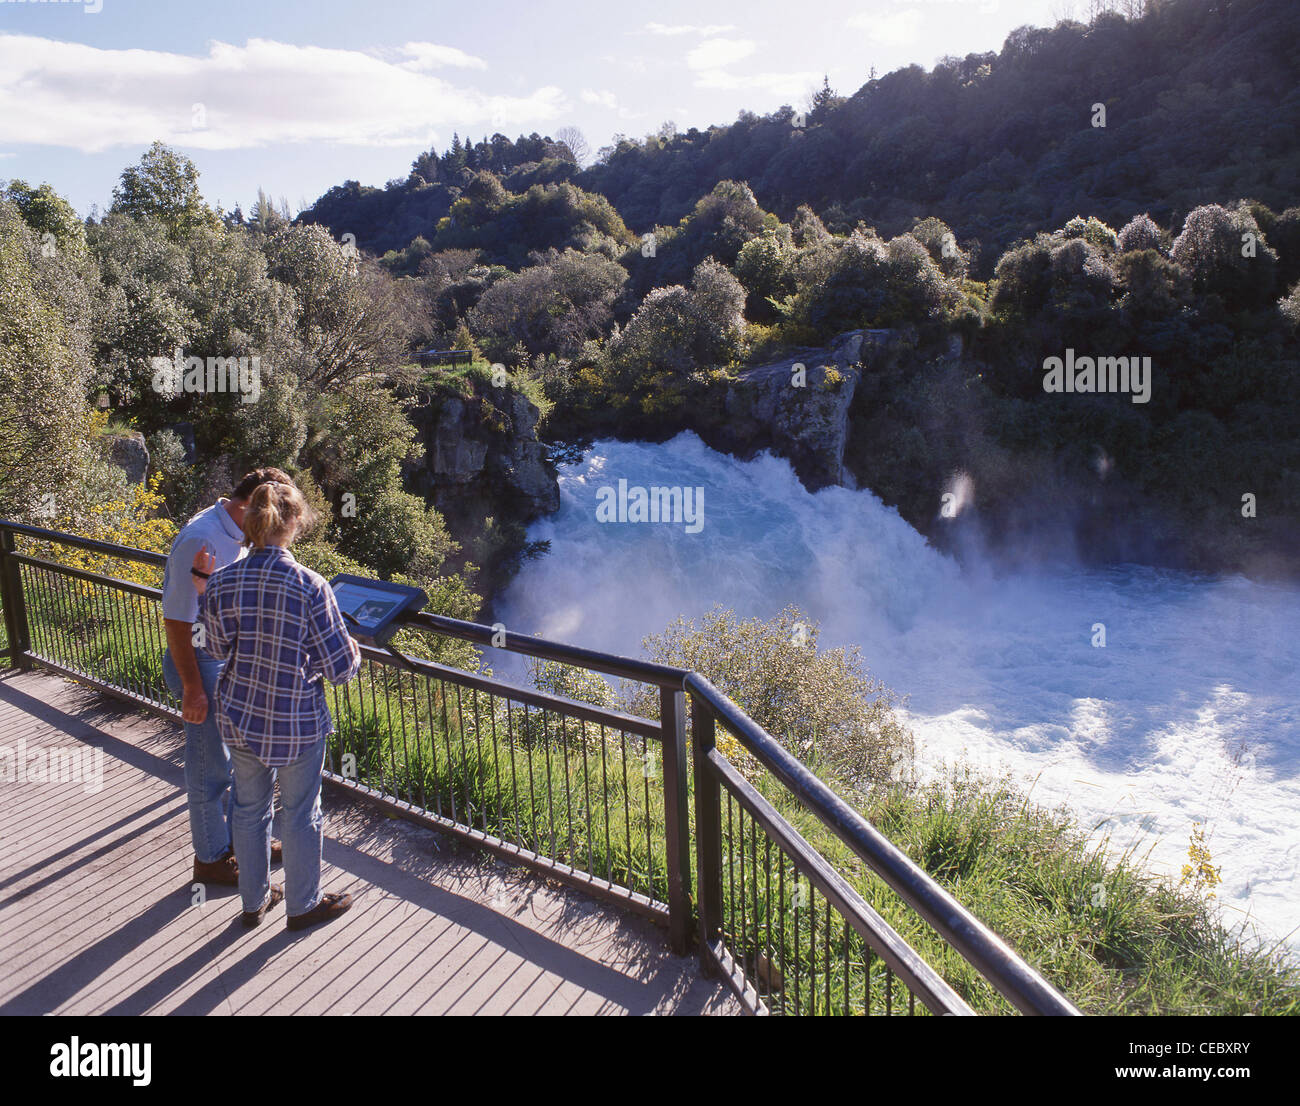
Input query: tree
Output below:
<box><xmin>555</xmin><ymin>126</ymin><xmax>590</xmax><ymax>167</ymax></box>
<box><xmin>604</xmin><ymin>259</ymin><xmax>746</xmax><ymax>386</ymax></box>
<box><xmin>1117</xmin><ymin>212</ymin><xmax>1162</xmax><ymax>253</ymax></box>
<box><xmin>636</xmin><ymin>606</ymin><xmax>913</xmax><ymax>788</ymax></box>
<box><xmin>2</xmin><ymin>179</ymin><xmax>87</xmax><ymax>260</ymax></box>
<box><xmin>468</xmin><ymin>249</ymin><xmax>627</xmax><ymax>361</ymax></box>
<box><xmin>0</xmin><ymin>203</ymin><xmax>97</xmax><ymax>520</ymax></box>
<box><xmin>1170</xmin><ymin>203</ymin><xmax>1278</xmax><ymax>308</ymax></box>
<box><xmin>265</xmin><ymin>223</ymin><xmax>415</xmax><ymax>391</ymax></box>
<box><xmin>809</xmin><ymin>75</ymin><xmax>843</xmax><ymax>123</ymax></box>
<box><xmin>909</xmin><ymin>216</ymin><xmax>970</xmax><ymax>279</ymax></box>
<box><xmin>110</xmin><ymin>141</ymin><xmax>220</xmax><ymax>243</ymax></box>
<box><xmin>1280</xmin><ymin>281</ymin><xmax>1300</xmax><ymax>330</ymax></box>
<box><xmin>734</xmin><ymin>224</ymin><xmax>795</xmax><ymax>319</ymax></box>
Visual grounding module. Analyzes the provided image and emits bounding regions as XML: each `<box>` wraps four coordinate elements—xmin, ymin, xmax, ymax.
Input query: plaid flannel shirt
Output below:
<box><xmin>200</xmin><ymin>545</ymin><xmax>361</xmax><ymax>766</ymax></box>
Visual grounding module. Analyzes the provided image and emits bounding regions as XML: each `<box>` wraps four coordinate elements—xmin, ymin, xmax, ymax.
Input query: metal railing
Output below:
<box><xmin>0</xmin><ymin>520</ymin><xmax>1079</xmax><ymax>1016</ymax></box>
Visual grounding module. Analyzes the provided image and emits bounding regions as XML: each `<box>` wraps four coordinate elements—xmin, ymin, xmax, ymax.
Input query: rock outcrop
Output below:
<box><xmin>404</xmin><ymin>381</ymin><xmax>559</xmax><ymax>538</ymax></box>
<box><xmin>102</xmin><ymin>431</ymin><xmax>150</xmax><ymax>486</ymax></box>
<box><xmin>691</xmin><ymin>329</ymin><xmax>892</xmax><ymax>490</ymax></box>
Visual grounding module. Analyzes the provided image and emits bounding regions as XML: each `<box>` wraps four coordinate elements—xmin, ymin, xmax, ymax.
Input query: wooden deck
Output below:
<box><xmin>0</xmin><ymin>667</ymin><xmax>737</xmax><ymax>1016</ymax></box>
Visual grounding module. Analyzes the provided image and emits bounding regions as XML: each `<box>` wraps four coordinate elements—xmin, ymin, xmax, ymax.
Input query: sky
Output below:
<box><xmin>0</xmin><ymin>0</ymin><xmax>1069</xmax><ymax>217</ymax></box>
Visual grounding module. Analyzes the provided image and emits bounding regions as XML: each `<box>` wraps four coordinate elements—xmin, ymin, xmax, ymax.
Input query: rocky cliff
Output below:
<box><xmin>403</xmin><ymin>377</ymin><xmax>559</xmax><ymax>586</ymax></box>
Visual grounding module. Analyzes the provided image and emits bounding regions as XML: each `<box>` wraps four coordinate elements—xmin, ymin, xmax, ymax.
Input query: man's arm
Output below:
<box><xmin>162</xmin><ymin>543</ymin><xmax>219</xmax><ymax>725</ymax></box>
<box><xmin>165</xmin><ymin>618</ymin><xmax>208</xmax><ymax>724</ymax></box>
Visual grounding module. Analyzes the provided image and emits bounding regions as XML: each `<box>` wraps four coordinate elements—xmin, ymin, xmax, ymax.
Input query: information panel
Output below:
<box><xmin>329</xmin><ymin>574</ymin><xmax>428</xmax><ymax>646</ymax></box>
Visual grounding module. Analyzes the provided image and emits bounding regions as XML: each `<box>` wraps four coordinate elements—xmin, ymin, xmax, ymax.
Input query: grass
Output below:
<box><xmin>7</xmin><ymin>577</ymin><xmax>1298</xmax><ymax>1015</ymax></box>
<box><xmin>765</xmin><ymin>759</ymin><xmax>1300</xmax><ymax>1015</ymax></box>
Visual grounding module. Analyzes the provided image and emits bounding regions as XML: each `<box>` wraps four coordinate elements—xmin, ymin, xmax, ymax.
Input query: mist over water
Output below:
<box><xmin>498</xmin><ymin>433</ymin><xmax>1300</xmax><ymax>949</ymax></box>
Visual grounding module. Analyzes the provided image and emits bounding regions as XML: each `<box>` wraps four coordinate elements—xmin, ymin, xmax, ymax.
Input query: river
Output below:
<box><xmin>497</xmin><ymin>432</ymin><xmax>1300</xmax><ymax>949</ymax></box>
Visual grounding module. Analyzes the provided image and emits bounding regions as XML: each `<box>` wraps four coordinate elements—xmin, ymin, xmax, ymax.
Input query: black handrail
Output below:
<box><xmin>0</xmin><ymin>519</ymin><xmax>169</xmax><ymax>567</ymax></box>
<box><xmin>0</xmin><ymin>519</ymin><xmax>1081</xmax><ymax>1015</ymax></box>
<box><xmin>685</xmin><ymin>672</ymin><xmax>1081</xmax><ymax>1016</ymax></box>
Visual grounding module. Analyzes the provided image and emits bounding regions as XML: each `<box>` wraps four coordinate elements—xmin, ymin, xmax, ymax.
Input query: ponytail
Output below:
<box><xmin>244</xmin><ymin>481</ymin><xmax>315</xmax><ymax>548</ymax></box>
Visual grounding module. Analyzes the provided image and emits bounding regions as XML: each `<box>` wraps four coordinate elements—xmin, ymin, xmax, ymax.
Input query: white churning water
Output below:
<box><xmin>498</xmin><ymin>432</ymin><xmax>1300</xmax><ymax>949</ymax></box>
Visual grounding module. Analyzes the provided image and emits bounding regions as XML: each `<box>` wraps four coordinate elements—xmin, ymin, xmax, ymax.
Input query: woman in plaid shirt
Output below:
<box><xmin>195</xmin><ymin>481</ymin><xmax>361</xmax><ymax>931</ymax></box>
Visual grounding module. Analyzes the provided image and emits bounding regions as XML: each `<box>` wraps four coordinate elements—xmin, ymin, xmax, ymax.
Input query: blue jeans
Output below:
<box><xmin>229</xmin><ymin>740</ymin><xmax>326</xmax><ymax>917</ymax></box>
<box><xmin>162</xmin><ymin>648</ymin><xmax>233</xmax><ymax>864</ymax></box>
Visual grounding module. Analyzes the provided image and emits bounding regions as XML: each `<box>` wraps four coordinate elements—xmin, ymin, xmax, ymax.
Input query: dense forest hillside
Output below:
<box><xmin>4</xmin><ymin>0</ymin><xmax>1298</xmax><ymax>615</ymax></box>
<box><xmin>301</xmin><ymin>0</ymin><xmax>1300</xmax><ymax>274</ymax></box>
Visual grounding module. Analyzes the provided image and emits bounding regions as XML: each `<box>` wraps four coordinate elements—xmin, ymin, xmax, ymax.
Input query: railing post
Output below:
<box><xmin>659</xmin><ymin>685</ymin><xmax>693</xmax><ymax>956</ymax></box>
<box><xmin>689</xmin><ymin>693</ymin><xmax>723</xmax><ymax>977</ymax></box>
<box><xmin>0</xmin><ymin>527</ymin><xmax>31</xmax><ymax>668</ymax></box>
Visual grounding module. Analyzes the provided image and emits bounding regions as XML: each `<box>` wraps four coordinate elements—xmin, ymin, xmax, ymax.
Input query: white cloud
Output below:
<box><xmin>695</xmin><ymin>69</ymin><xmax>822</xmax><ymax>97</ymax></box>
<box><xmin>641</xmin><ymin>22</ymin><xmax>736</xmax><ymax>37</ymax></box>
<box><xmin>581</xmin><ymin>88</ymin><xmax>618</xmax><ymax>110</ymax></box>
<box><xmin>686</xmin><ymin>37</ymin><xmax>757</xmax><ymax>72</ymax></box>
<box><xmin>680</xmin><ymin>36</ymin><xmax>812</xmax><ymax>97</ymax></box>
<box><xmin>0</xmin><ymin>34</ymin><xmax>564</xmax><ymax>152</ymax></box>
<box><xmin>396</xmin><ymin>42</ymin><xmax>487</xmax><ymax>71</ymax></box>
<box><xmin>847</xmin><ymin>10</ymin><xmax>925</xmax><ymax>47</ymax></box>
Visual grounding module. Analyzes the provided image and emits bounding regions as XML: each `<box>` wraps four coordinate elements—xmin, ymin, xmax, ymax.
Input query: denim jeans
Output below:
<box><xmin>162</xmin><ymin>648</ymin><xmax>233</xmax><ymax>864</ymax></box>
<box><xmin>228</xmin><ymin>739</ymin><xmax>326</xmax><ymax>917</ymax></box>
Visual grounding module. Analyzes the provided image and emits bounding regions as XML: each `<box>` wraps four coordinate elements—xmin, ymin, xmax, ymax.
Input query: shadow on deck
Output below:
<box><xmin>0</xmin><ymin>668</ymin><xmax>737</xmax><ymax>1016</ymax></box>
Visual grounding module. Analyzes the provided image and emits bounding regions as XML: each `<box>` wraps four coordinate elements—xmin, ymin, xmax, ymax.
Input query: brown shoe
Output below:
<box><xmin>242</xmin><ymin>884</ymin><xmax>284</xmax><ymax>928</ymax></box>
<box><xmin>287</xmin><ymin>891</ymin><xmax>352</xmax><ymax>932</ymax></box>
<box><xmin>194</xmin><ymin>849</ymin><xmax>239</xmax><ymax>886</ymax></box>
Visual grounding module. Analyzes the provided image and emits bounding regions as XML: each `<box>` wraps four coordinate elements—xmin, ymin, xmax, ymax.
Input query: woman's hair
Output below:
<box><xmin>231</xmin><ymin>467</ymin><xmax>293</xmax><ymax>501</ymax></box>
<box><xmin>243</xmin><ymin>480</ymin><xmax>316</xmax><ymax>548</ymax></box>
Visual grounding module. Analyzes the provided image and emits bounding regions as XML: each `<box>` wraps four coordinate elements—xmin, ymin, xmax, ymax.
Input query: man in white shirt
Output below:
<box><xmin>161</xmin><ymin>468</ymin><xmax>293</xmax><ymax>885</ymax></box>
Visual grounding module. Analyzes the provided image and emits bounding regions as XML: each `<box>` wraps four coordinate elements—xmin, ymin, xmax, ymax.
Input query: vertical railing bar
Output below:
<box><xmin>443</xmin><ymin>678</ymin><xmax>459</xmax><ymax>825</ymax></box>
<box><xmin>407</xmin><ymin>669</ymin><xmax>425</xmax><ymax>809</ymax></box>
<box><xmin>777</xmin><ymin>850</ymin><xmax>787</xmax><ymax>1016</ymax></box>
<box><xmin>378</xmin><ymin>664</ymin><xmax>399</xmax><ymax>798</ymax></box>
<box><xmin>20</xmin><ymin>565</ymin><xmax>46</xmax><ymax>662</ymax></box>
<box><xmin>689</xmin><ymin>698</ymin><xmax>722</xmax><ymax>980</ymax></box>
<box><xmin>505</xmin><ymin>694</ymin><xmax>521</xmax><ymax>846</ymax></box>
<box><xmin>57</xmin><ymin>570</ymin><xmax>89</xmax><ymax>676</ymax></box>
<box><xmin>488</xmin><ymin>690</ymin><xmax>503</xmax><ymax>838</ymax></box>
<box><xmin>750</xmin><ymin>811</ymin><xmax>759</xmax><ymax>999</ymax></box>
<box><xmin>824</xmin><ymin>900</ymin><xmax>831</xmax><ymax>1016</ymax></box>
<box><xmin>560</xmin><ymin>712</ymin><xmax>574</xmax><ymax>865</ymax></box>
<box><xmin>738</xmin><ymin>798</ymin><xmax>747</xmax><ymax>985</ymax></box>
<box><xmin>395</xmin><ymin>664</ymin><xmax>414</xmax><ymax>804</ymax></box>
<box><xmin>641</xmin><ymin>732</ymin><xmax>652</xmax><ymax>902</ymax></box>
<box><xmin>809</xmin><ymin>878</ymin><xmax>818</xmax><ymax>1017</ymax></box>
<box><xmin>431</xmin><ymin>681</ymin><xmax>447</xmax><ymax>816</ymax></box>
<box><xmin>865</xmin><ymin>945</ymin><xmax>873</xmax><ymax>1016</ymax></box>
<box><xmin>844</xmin><ymin>917</ymin><xmax>851</xmax><ymax>1017</ymax></box>
<box><xmin>543</xmin><ymin>707</ymin><xmax>556</xmax><ymax>857</ymax></box>
<box><xmin>454</xmin><ymin>683</ymin><xmax>470</xmax><ymax>827</ymax></box>
<box><xmin>470</xmin><ymin>685</ymin><xmax>486</xmax><ymax>831</ymax></box>
<box><xmin>93</xmin><ymin>573</ymin><xmax>118</xmax><ymax>683</ymax></box>
<box><xmin>726</xmin><ymin>788</ymin><xmax>735</xmax><ymax>955</ymax></box>
<box><xmin>599</xmin><ymin>723</ymin><xmax>612</xmax><ymax>883</ymax></box>
<box><xmin>524</xmin><ymin>703</ymin><xmax>538</xmax><ymax>852</ymax></box>
<box><xmin>123</xmin><ymin>584</ymin><xmax>149</xmax><ymax>700</ymax></box>
<box><xmin>580</xmin><ymin>709</ymin><xmax>593</xmax><ymax>879</ymax></box>
<box><xmin>763</xmin><ymin>834</ymin><xmax>772</xmax><ymax>1000</ymax></box>
<box><xmin>619</xmin><ymin>728</ymin><xmax>632</xmax><ymax>887</ymax></box>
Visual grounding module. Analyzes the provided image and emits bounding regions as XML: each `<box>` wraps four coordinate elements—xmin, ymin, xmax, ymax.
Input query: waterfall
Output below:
<box><xmin>499</xmin><ymin>432</ymin><xmax>1300</xmax><ymax>947</ymax></box>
